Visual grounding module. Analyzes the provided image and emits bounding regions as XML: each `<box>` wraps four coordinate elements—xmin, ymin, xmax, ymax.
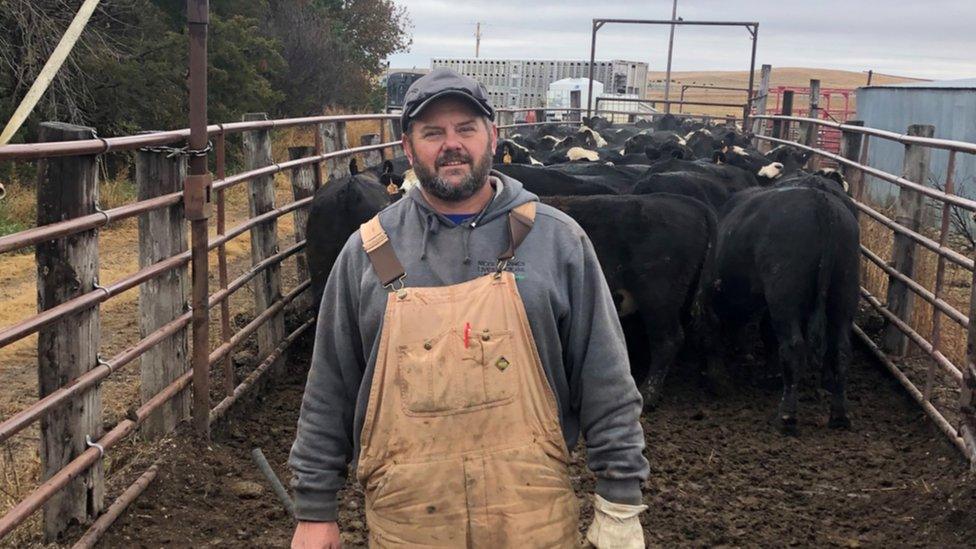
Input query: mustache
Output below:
<box><xmin>436</xmin><ymin>152</ymin><xmax>472</xmax><ymax>167</ymax></box>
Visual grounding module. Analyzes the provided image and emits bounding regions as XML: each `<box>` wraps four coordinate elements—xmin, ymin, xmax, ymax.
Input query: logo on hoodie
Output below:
<box><xmin>477</xmin><ymin>259</ymin><xmax>526</xmax><ymax>279</ymax></box>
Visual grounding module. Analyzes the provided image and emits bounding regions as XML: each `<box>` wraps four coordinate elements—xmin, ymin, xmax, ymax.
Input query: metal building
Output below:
<box><xmin>856</xmin><ymin>78</ymin><xmax>976</xmax><ymax>207</ymax></box>
<box><xmin>430</xmin><ymin>58</ymin><xmax>648</xmax><ymax>108</ymax></box>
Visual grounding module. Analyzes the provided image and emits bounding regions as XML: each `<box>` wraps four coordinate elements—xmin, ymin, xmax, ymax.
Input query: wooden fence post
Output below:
<box><xmin>361</xmin><ymin>134</ymin><xmax>382</xmax><ymax>168</ymax></box>
<box><xmin>136</xmin><ymin>145</ymin><xmax>190</xmax><ymax>439</ymax></box>
<box><xmin>319</xmin><ymin>121</ymin><xmax>350</xmax><ymax>183</ymax></box>
<box><xmin>839</xmin><ymin>120</ymin><xmax>865</xmax><ymax>198</ymax></box>
<box><xmin>35</xmin><ymin>122</ymin><xmax>104</xmax><ymax>540</ymax></box>
<box><xmin>288</xmin><ymin>146</ymin><xmax>315</xmax><ymax>311</ymax></box>
<box><xmin>882</xmin><ymin>124</ymin><xmax>936</xmax><ymax>356</ymax></box>
<box><xmin>802</xmin><ymin>79</ymin><xmax>822</xmax><ymax>170</ymax></box>
<box><xmin>751</xmin><ymin>64</ymin><xmax>772</xmax><ymax>148</ymax></box>
<box><xmin>242</xmin><ymin>113</ymin><xmax>286</xmax><ymax>373</ymax></box>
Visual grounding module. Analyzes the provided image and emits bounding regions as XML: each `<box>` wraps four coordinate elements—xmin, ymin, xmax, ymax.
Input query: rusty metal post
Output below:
<box><xmin>839</xmin><ymin>120</ymin><xmax>865</xmax><ymax>198</ymax></box>
<box><xmin>35</xmin><ymin>122</ymin><xmax>104</xmax><ymax>541</ymax></box>
<box><xmin>744</xmin><ymin>23</ymin><xmax>758</xmax><ymax>128</ymax></box>
<box><xmin>586</xmin><ymin>20</ymin><xmax>599</xmax><ymax>118</ymax></box>
<box><xmin>186</xmin><ymin>0</ymin><xmax>212</xmax><ymax>438</ymax></box>
<box><xmin>772</xmin><ymin>90</ymin><xmax>793</xmax><ymax>140</ymax></box>
<box><xmin>928</xmin><ymin>151</ymin><xmax>958</xmax><ymax>399</ymax></box>
<box><xmin>882</xmin><ymin>124</ymin><xmax>935</xmax><ymax>356</ymax></box>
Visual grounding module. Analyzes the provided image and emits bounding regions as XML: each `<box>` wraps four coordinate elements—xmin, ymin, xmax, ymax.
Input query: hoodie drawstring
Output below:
<box><xmin>462</xmin><ymin>225</ymin><xmax>472</xmax><ymax>265</ymax></box>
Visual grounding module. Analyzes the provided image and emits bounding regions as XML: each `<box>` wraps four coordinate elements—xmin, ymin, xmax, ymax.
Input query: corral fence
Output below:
<box><xmin>502</xmin><ymin>104</ymin><xmax>976</xmax><ymax>466</ymax></box>
<box><xmin>751</xmin><ymin>112</ymin><xmax>976</xmax><ymax>463</ymax></box>
<box><xmin>0</xmin><ymin>113</ymin><xmax>403</xmax><ymax>545</ymax></box>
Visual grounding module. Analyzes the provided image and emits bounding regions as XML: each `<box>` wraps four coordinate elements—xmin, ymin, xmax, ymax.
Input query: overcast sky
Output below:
<box><xmin>386</xmin><ymin>0</ymin><xmax>975</xmax><ymax>80</ymax></box>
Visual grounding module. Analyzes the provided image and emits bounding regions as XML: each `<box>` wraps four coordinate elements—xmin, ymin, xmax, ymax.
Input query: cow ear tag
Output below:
<box><xmin>503</xmin><ymin>152</ymin><xmax>512</xmax><ymax>164</ymax></box>
<box><xmin>495</xmin><ymin>357</ymin><xmax>510</xmax><ymax>371</ymax></box>
<box><xmin>386</xmin><ymin>182</ymin><xmax>399</xmax><ymax>195</ymax></box>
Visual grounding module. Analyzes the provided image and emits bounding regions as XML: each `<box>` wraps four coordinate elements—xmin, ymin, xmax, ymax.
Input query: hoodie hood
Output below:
<box><xmin>404</xmin><ymin>170</ymin><xmax>538</xmax><ymax>264</ymax></box>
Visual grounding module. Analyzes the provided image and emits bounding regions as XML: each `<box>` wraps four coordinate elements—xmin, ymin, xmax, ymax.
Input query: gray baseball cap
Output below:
<box><xmin>401</xmin><ymin>68</ymin><xmax>495</xmax><ymax>130</ymax></box>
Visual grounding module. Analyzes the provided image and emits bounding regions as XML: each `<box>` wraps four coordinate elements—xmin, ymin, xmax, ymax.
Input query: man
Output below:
<box><xmin>289</xmin><ymin>68</ymin><xmax>648</xmax><ymax>548</ymax></box>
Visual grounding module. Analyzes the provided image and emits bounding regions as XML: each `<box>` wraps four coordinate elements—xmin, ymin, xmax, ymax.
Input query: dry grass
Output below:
<box><xmin>0</xmin><ymin>118</ymin><xmax>387</xmax><ymax>545</ymax></box>
<box><xmin>644</xmin><ymin>67</ymin><xmax>922</xmax><ymax>118</ymax></box>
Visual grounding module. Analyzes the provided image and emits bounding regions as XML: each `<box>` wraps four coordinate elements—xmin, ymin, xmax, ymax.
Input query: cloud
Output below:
<box><xmin>388</xmin><ymin>0</ymin><xmax>976</xmax><ymax>80</ymax></box>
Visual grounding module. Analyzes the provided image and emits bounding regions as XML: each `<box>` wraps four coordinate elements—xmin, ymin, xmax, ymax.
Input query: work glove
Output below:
<box><xmin>585</xmin><ymin>494</ymin><xmax>648</xmax><ymax>549</ymax></box>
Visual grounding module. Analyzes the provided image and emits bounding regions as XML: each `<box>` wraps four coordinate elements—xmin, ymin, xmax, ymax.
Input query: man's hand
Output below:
<box><xmin>291</xmin><ymin>521</ymin><xmax>341</xmax><ymax>549</ymax></box>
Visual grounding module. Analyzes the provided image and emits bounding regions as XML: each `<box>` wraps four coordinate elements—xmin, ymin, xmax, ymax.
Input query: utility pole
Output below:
<box><xmin>663</xmin><ymin>0</ymin><xmax>678</xmax><ymax>113</ymax></box>
<box><xmin>475</xmin><ymin>22</ymin><xmax>482</xmax><ymax>58</ymax></box>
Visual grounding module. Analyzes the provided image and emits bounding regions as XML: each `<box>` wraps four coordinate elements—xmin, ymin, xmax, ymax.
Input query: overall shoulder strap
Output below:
<box><xmin>498</xmin><ymin>201</ymin><xmax>537</xmax><ymax>261</ymax></box>
<box><xmin>360</xmin><ymin>215</ymin><xmax>405</xmax><ymax>286</ymax></box>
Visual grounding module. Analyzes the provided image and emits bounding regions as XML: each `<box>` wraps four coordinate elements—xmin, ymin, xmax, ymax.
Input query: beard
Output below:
<box><xmin>413</xmin><ymin>142</ymin><xmax>493</xmax><ymax>202</ymax></box>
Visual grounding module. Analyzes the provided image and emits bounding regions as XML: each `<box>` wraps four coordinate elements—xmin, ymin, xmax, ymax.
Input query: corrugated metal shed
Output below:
<box><xmin>855</xmin><ymin>79</ymin><xmax>976</xmax><ymax>209</ymax></box>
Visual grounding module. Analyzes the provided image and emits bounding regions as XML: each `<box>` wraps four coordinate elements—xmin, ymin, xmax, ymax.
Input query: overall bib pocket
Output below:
<box><xmin>396</xmin><ymin>329</ymin><xmax>517</xmax><ymax>416</ymax></box>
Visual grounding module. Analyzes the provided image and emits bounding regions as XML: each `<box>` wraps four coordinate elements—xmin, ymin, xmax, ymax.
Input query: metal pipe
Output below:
<box><xmin>210</xmin><ymin>317</ymin><xmax>314</xmax><ymax>422</ymax></box>
<box><xmin>70</xmin><ymin>461</ymin><xmax>161</xmax><ymax>549</ymax></box>
<box><xmin>0</xmin><ymin>367</ymin><xmax>193</xmax><ymax>538</ymax></box>
<box><xmin>0</xmin><ymin>114</ymin><xmax>400</xmax><ymax>161</ymax></box>
<box><xmin>212</xmin><ymin>141</ymin><xmax>400</xmax><ymax>192</ymax></box>
<box><xmin>860</xmin><ymin>244</ymin><xmax>968</xmax><ymax>328</ymax></box>
<box><xmin>745</xmin><ymin>24</ymin><xmax>758</xmax><ymax>128</ymax></box>
<box><xmin>855</xmin><ymin>199</ymin><xmax>973</xmax><ymax>271</ymax></box>
<box><xmin>250</xmin><ymin>448</ymin><xmax>296</xmax><ymax>519</ymax></box>
<box><xmin>753</xmin><ymin>114</ymin><xmax>976</xmax><ymax>155</ymax></box>
<box><xmin>928</xmin><ymin>151</ymin><xmax>958</xmax><ymax>398</ymax></box>
<box><xmin>208</xmin><ymin>281</ymin><xmax>311</xmax><ymax>367</ymax></box>
<box><xmin>754</xmin><ymin>134</ymin><xmax>976</xmax><ymax>212</ymax></box>
<box><xmin>587</xmin><ymin>20</ymin><xmax>598</xmax><ymax>119</ymax></box>
<box><xmin>216</xmin><ymin>131</ymin><xmax>234</xmax><ymax>397</ymax></box>
<box><xmin>853</xmin><ymin>324</ymin><xmax>967</xmax><ymax>457</ymax></box>
<box><xmin>209</xmin><ymin>241</ymin><xmax>305</xmax><ymax>308</ymax></box>
<box><xmin>663</xmin><ymin>1</ymin><xmax>678</xmax><ymax>114</ymax></box>
<box><xmin>0</xmin><ymin>312</ymin><xmax>191</xmax><ymax>444</ymax></box>
<box><xmin>187</xmin><ymin>0</ymin><xmax>211</xmax><ymax>438</ymax></box>
<box><xmin>860</xmin><ymin>288</ymin><xmax>963</xmax><ymax>383</ymax></box>
<box><xmin>0</xmin><ymin>192</ymin><xmax>181</xmax><ymax>255</ymax></box>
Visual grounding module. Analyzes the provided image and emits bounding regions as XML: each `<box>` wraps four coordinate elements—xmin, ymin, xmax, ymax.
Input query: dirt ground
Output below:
<box><xmin>86</xmin><ymin>313</ymin><xmax>976</xmax><ymax>549</ymax></box>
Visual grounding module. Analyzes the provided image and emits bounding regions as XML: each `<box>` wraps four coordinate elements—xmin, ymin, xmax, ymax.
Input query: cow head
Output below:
<box><xmin>815</xmin><ymin>168</ymin><xmax>850</xmax><ymax>194</ymax></box>
<box><xmin>765</xmin><ymin>144</ymin><xmax>811</xmax><ymax>175</ymax></box>
<box><xmin>566</xmin><ymin>146</ymin><xmax>599</xmax><ymax>162</ymax></box>
<box><xmin>349</xmin><ymin>157</ymin><xmax>360</xmax><ymax>176</ymax></box>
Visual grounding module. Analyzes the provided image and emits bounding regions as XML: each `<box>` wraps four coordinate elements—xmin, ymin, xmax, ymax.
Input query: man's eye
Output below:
<box><xmin>459</xmin><ymin>126</ymin><xmax>475</xmax><ymax>133</ymax></box>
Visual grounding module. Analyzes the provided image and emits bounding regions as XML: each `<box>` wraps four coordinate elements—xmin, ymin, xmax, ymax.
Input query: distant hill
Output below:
<box><xmin>642</xmin><ymin>67</ymin><xmax>928</xmax><ymax>117</ymax></box>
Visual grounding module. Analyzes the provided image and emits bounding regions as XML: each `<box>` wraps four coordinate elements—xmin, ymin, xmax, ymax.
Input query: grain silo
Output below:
<box><xmin>855</xmin><ymin>78</ymin><xmax>976</xmax><ymax>207</ymax></box>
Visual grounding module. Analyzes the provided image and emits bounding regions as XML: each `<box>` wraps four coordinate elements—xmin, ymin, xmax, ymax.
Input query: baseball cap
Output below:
<box><xmin>401</xmin><ymin>68</ymin><xmax>495</xmax><ymax>130</ymax></box>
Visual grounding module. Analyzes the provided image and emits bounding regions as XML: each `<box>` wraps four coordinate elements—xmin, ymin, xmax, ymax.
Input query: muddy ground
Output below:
<box><xmin>89</xmin><ymin>317</ymin><xmax>976</xmax><ymax>548</ymax></box>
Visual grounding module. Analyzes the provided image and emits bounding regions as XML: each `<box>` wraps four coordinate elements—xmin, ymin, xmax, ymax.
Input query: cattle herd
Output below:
<box><xmin>306</xmin><ymin>114</ymin><xmax>861</xmax><ymax>434</ymax></box>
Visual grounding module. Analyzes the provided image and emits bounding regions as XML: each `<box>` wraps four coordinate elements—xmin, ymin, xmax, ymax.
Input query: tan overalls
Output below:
<box><xmin>356</xmin><ymin>202</ymin><xmax>580</xmax><ymax>548</ymax></box>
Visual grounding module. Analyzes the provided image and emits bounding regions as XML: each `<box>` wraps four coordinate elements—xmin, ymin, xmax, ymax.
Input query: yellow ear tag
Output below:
<box><xmin>503</xmin><ymin>152</ymin><xmax>512</xmax><ymax>164</ymax></box>
<box><xmin>386</xmin><ymin>182</ymin><xmax>399</xmax><ymax>195</ymax></box>
<box><xmin>495</xmin><ymin>357</ymin><xmax>510</xmax><ymax>371</ymax></box>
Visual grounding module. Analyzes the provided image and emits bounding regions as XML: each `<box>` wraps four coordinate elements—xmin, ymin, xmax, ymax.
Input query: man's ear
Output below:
<box><xmin>489</xmin><ymin>120</ymin><xmax>499</xmax><ymax>154</ymax></box>
<box><xmin>402</xmin><ymin>133</ymin><xmax>415</xmax><ymax>166</ymax></box>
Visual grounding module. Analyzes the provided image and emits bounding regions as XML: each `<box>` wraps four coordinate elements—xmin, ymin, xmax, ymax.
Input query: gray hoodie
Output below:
<box><xmin>288</xmin><ymin>171</ymin><xmax>649</xmax><ymax>522</ymax></box>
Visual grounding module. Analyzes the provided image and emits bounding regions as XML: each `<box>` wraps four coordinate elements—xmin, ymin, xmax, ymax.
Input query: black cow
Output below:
<box><xmin>646</xmin><ymin>157</ymin><xmax>759</xmax><ymax>192</ymax></box>
<box><xmin>306</xmin><ymin>171</ymin><xmax>399</xmax><ymax>309</ymax></box>
<box><xmin>705</xmin><ymin>176</ymin><xmax>860</xmax><ymax>433</ymax></box>
<box><xmin>546</xmin><ymin>162</ymin><xmax>644</xmax><ymax>193</ymax></box>
<box><xmin>633</xmin><ymin>171</ymin><xmax>732</xmax><ymax>210</ymax></box>
<box><xmin>493</xmin><ymin>164</ymin><xmax>618</xmax><ymax>196</ymax></box>
<box><xmin>543</xmin><ymin>193</ymin><xmax>717</xmax><ymax>407</ymax></box>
